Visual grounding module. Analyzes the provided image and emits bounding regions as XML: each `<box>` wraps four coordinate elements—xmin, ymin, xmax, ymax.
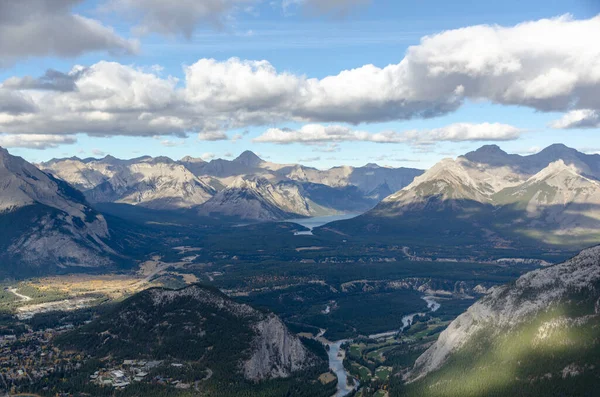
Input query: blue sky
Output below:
<box><xmin>1</xmin><ymin>0</ymin><xmax>599</xmax><ymax>169</ymax></box>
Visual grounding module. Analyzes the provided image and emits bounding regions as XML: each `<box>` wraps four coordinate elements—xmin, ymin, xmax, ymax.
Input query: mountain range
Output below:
<box><xmin>324</xmin><ymin>144</ymin><xmax>600</xmax><ymax>249</ymax></box>
<box><xmin>4</xmin><ymin>143</ymin><xmax>600</xmax><ymax>276</ymax></box>
<box><xmin>41</xmin><ymin>150</ymin><xmax>423</xmax><ymax>221</ymax></box>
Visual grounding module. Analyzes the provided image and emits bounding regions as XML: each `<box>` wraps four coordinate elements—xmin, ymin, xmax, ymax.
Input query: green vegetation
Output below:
<box><xmin>341</xmin><ymin>311</ymin><xmax>448</xmax><ymax>397</ymax></box>
<box><xmin>51</xmin><ymin>285</ymin><xmax>335</xmax><ymax>397</ymax></box>
<box><xmin>400</xmin><ymin>295</ymin><xmax>600</xmax><ymax>397</ymax></box>
<box><xmin>375</xmin><ymin>367</ymin><xmax>391</xmax><ymax>381</ymax></box>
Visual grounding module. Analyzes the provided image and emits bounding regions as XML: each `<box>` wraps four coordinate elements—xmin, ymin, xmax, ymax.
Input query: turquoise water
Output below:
<box><xmin>285</xmin><ymin>213</ymin><xmax>360</xmax><ymax>231</ymax></box>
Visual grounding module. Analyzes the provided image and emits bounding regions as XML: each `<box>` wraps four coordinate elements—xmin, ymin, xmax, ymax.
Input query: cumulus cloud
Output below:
<box><xmin>0</xmin><ymin>0</ymin><xmax>137</xmax><ymax>66</ymax></box>
<box><xmin>0</xmin><ymin>90</ymin><xmax>38</xmax><ymax>114</ymax></box>
<box><xmin>550</xmin><ymin>109</ymin><xmax>600</xmax><ymax>129</ymax></box>
<box><xmin>0</xmin><ymin>134</ymin><xmax>76</xmax><ymax>149</ymax></box>
<box><xmin>0</xmin><ymin>62</ymin><xmax>183</xmax><ymax>137</ymax></box>
<box><xmin>0</xmin><ymin>14</ymin><xmax>598</xmax><ymax>141</ymax></box>
<box><xmin>254</xmin><ymin>122</ymin><xmax>522</xmax><ymax>145</ymax></box>
<box><xmin>107</xmin><ymin>0</ymin><xmax>259</xmax><ymax>37</ymax></box>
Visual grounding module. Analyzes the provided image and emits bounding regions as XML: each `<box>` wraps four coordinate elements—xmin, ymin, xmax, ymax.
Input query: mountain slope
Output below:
<box><xmin>403</xmin><ymin>245</ymin><xmax>600</xmax><ymax>396</ymax></box>
<box><xmin>196</xmin><ymin>177</ymin><xmax>314</xmax><ymax>221</ymax></box>
<box><xmin>58</xmin><ymin>284</ymin><xmax>326</xmax><ymax>384</ymax></box>
<box><xmin>493</xmin><ymin>160</ymin><xmax>600</xmax><ymax>245</ymax></box>
<box><xmin>0</xmin><ymin>147</ymin><xmax>114</xmax><ymax>275</ymax></box>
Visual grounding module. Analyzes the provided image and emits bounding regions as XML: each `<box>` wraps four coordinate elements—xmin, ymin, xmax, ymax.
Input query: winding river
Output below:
<box><xmin>327</xmin><ymin>340</ymin><xmax>358</xmax><ymax>397</ymax></box>
<box><xmin>320</xmin><ymin>296</ymin><xmax>441</xmax><ymax>396</ymax></box>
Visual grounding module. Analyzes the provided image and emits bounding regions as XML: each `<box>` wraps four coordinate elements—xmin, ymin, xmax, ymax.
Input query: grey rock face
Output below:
<box><xmin>409</xmin><ymin>245</ymin><xmax>600</xmax><ymax>381</ymax></box>
<box><xmin>243</xmin><ymin>315</ymin><xmax>313</xmax><ymax>380</ymax></box>
<box><xmin>0</xmin><ymin>146</ymin><xmax>113</xmax><ymax>270</ymax></box>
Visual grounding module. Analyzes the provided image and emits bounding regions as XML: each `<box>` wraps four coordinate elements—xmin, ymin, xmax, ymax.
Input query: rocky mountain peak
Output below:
<box><xmin>234</xmin><ymin>150</ymin><xmax>264</xmax><ymax>167</ymax></box>
<box><xmin>179</xmin><ymin>155</ymin><xmax>205</xmax><ymax>163</ymax></box>
<box><xmin>146</xmin><ymin>156</ymin><xmax>175</xmax><ymax>164</ymax></box>
<box><xmin>537</xmin><ymin>143</ymin><xmax>574</xmax><ymax>156</ymax></box>
<box><xmin>101</xmin><ymin>154</ymin><xmax>119</xmax><ymax>163</ymax></box>
<box><xmin>462</xmin><ymin>144</ymin><xmax>511</xmax><ymax>164</ymax></box>
<box><xmin>528</xmin><ymin>159</ymin><xmax>584</xmax><ymax>183</ymax></box>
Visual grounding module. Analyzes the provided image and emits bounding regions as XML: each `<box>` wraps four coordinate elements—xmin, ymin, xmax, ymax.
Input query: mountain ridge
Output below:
<box><xmin>0</xmin><ymin>146</ymin><xmax>116</xmax><ymax>275</ymax></box>
<box><xmin>322</xmin><ymin>144</ymin><xmax>600</xmax><ymax>250</ymax></box>
<box><xmin>41</xmin><ymin>150</ymin><xmax>422</xmax><ymax>220</ymax></box>
<box><xmin>403</xmin><ymin>244</ymin><xmax>600</xmax><ymax>396</ymax></box>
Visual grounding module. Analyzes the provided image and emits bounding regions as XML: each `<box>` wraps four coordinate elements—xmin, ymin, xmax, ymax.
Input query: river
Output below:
<box><xmin>369</xmin><ymin>296</ymin><xmax>441</xmax><ymax>340</ymax></box>
<box><xmin>327</xmin><ymin>340</ymin><xmax>358</xmax><ymax>397</ymax></box>
<box><xmin>319</xmin><ymin>296</ymin><xmax>441</xmax><ymax>396</ymax></box>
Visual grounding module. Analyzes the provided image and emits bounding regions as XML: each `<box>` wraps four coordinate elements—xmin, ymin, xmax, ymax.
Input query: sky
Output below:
<box><xmin>0</xmin><ymin>0</ymin><xmax>599</xmax><ymax>169</ymax></box>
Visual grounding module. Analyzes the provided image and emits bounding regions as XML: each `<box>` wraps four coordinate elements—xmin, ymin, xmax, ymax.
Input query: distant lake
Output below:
<box><xmin>285</xmin><ymin>213</ymin><xmax>360</xmax><ymax>233</ymax></box>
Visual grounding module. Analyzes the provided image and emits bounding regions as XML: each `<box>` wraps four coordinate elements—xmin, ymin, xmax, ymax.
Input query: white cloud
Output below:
<box><xmin>400</xmin><ymin>122</ymin><xmax>523</xmax><ymax>144</ymax></box>
<box><xmin>254</xmin><ymin>122</ymin><xmax>522</xmax><ymax>145</ymax></box>
<box><xmin>91</xmin><ymin>149</ymin><xmax>106</xmax><ymax>156</ymax></box>
<box><xmin>107</xmin><ymin>0</ymin><xmax>259</xmax><ymax>37</ymax></box>
<box><xmin>0</xmin><ymin>62</ymin><xmax>183</xmax><ymax>137</ymax></box>
<box><xmin>0</xmin><ymin>14</ymin><xmax>598</xmax><ymax>142</ymax></box>
<box><xmin>0</xmin><ymin>0</ymin><xmax>137</xmax><ymax>66</ymax></box>
<box><xmin>160</xmin><ymin>139</ymin><xmax>185</xmax><ymax>147</ymax></box>
<box><xmin>198</xmin><ymin>130</ymin><xmax>229</xmax><ymax>141</ymax></box>
<box><xmin>254</xmin><ymin>124</ymin><xmax>370</xmax><ymax>144</ymax></box>
<box><xmin>550</xmin><ymin>109</ymin><xmax>600</xmax><ymax>129</ymax></box>
<box><xmin>514</xmin><ymin>146</ymin><xmax>542</xmax><ymax>155</ymax></box>
<box><xmin>0</xmin><ymin>134</ymin><xmax>76</xmax><ymax>149</ymax></box>
<box><xmin>200</xmin><ymin>152</ymin><xmax>216</xmax><ymax>161</ymax></box>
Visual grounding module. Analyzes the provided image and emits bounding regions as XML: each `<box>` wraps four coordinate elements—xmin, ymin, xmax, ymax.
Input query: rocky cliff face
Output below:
<box><xmin>408</xmin><ymin>245</ymin><xmax>600</xmax><ymax>382</ymax></box>
<box><xmin>0</xmin><ymin>147</ymin><xmax>114</xmax><ymax>273</ymax></box>
<box><xmin>243</xmin><ymin>314</ymin><xmax>312</xmax><ymax>380</ymax></box>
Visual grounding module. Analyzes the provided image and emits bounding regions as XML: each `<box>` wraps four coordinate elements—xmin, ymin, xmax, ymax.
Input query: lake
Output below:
<box><xmin>285</xmin><ymin>213</ymin><xmax>360</xmax><ymax>235</ymax></box>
